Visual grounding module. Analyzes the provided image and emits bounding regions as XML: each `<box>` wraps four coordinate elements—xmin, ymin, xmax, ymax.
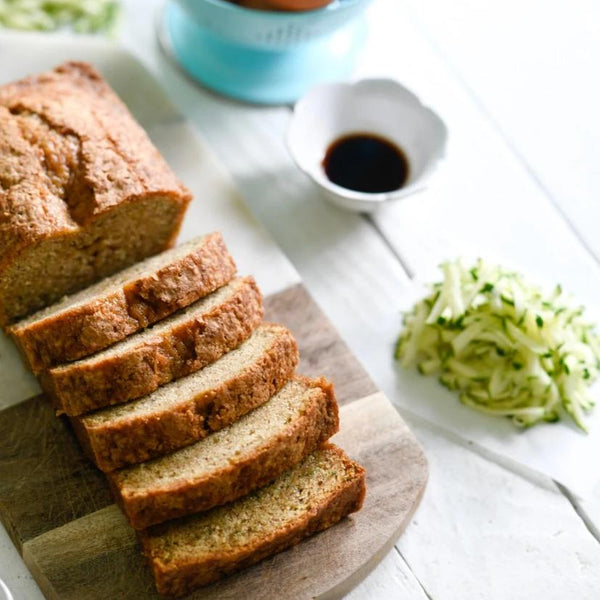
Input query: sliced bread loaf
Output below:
<box><xmin>40</xmin><ymin>276</ymin><xmax>263</xmax><ymax>416</ymax></box>
<box><xmin>109</xmin><ymin>376</ymin><xmax>338</xmax><ymax>529</ymax></box>
<box><xmin>139</xmin><ymin>444</ymin><xmax>366</xmax><ymax>597</ymax></box>
<box><xmin>9</xmin><ymin>233</ymin><xmax>236</xmax><ymax>373</ymax></box>
<box><xmin>71</xmin><ymin>323</ymin><xmax>299</xmax><ymax>470</ymax></box>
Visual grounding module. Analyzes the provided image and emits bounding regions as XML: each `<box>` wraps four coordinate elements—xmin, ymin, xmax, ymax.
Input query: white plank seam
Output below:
<box><xmin>401</xmin><ymin>407</ymin><xmax>600</xmax><ymax>552</ymax></box>
<box><xmin>394</xmin><ymin>546</ymin><xmax>434</xmax><ymax>600</ymax></box>
<box><xmin>402</xmin><ymin>406</ymin><xmax>556</xmax><ymax>491</ymax></box>
<box><xmin>363</xmin><ymin>213</ymin><xmax>416</xmax><ymax>279</ymax></box>
<box><xmin>555</xmin><ymin>482</ymin><xmax>600</xmax><ymax>543</ymax></box>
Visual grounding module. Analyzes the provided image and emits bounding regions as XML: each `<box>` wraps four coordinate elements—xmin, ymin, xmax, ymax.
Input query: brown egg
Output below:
<box><xmin>234</xmin><ymin>0</ymin><xmax>334</xmax><ymax>12</ymax></box>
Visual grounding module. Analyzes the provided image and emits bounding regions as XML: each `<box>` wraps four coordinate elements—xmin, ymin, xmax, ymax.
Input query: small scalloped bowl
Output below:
<box><xmin>287</xmin><ymin>79</ymin><xmax>448</xmax><ymax>212</ymax></box>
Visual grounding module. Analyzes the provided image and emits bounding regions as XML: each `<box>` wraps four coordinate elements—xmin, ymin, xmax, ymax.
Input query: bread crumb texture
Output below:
<box><xmin>140</xmin><ymin>444</ymin><xmax>366</xmax><ymax>597</ymax></box>
<box><xmin>109</xmin><ymin>376</ymin><xmax>339</xmax><ymax>529</ymax></box>
<box><xmin>9</xmin><ymin>233</ymin><xmax>235</xmax><ymax>372</ymax></box>
<box><xmin>72</xmin><ymin>323</ymin><xmax>299</xmax><ymax>471</ymax></box>
<box><xmin>40</xmin><ymin>276</ymin><xmax>263</xmax><ymax>415</ymax></box>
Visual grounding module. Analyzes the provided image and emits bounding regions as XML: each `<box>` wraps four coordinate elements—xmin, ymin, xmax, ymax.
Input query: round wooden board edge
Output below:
<box><xmin>17</xmin><ymin>394</ymin><xmax>428</xmax><ymax>600</ymax></box>
<box><xmin>320</xmin><ymin>392</ymin><xmax>429</xmax><ymax>599</ymax></box>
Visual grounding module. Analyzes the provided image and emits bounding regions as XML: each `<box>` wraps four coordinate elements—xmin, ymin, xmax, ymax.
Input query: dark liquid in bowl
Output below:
<box><xmin>322</xmin><ymin>133</ymin><xmax>409</xmax><ymax>193</ymax></box>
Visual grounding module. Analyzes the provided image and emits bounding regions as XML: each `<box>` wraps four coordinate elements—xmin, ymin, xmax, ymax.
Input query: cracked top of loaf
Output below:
<box><xmin>0</xmin><ymin>62</ymin><xmax>191</xmax><ymax>324</ymax></box>
<box><xmin>0</xmin><ymin>61</ymin><xmax>189</xmax><ymax>257</ymax></box>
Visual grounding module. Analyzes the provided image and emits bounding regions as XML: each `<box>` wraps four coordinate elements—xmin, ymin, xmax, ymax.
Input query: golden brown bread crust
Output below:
<box><xmin>40</xmin><ymin>276</ymin><xmax>263</xmax><ymax>416</ymax></box>
<box><xmin>0</xmin><ymin>62</ymin><xmax>191</xmax><ymax>324</ymax></box>
<box><xmin>9</xmin><ymin>232</ymin><xmax>236</xmax><ymax>373</ymax></box>
<box><xmin>0</xmin><ymin>61</ymin><xmax>188</xmax><ymax>240</ymax></box>
<box><xmin>109</xmin><ymin>377</ymin><xmax>339</xmax><ymax>529</ymax></box>
<box><xmin>139</xmin><ymin>444</ymin><xmax>366</xmax><ymax>597</ymax></box>
<box><xmin>70</xmin><ymin>324</ymin><xmax>299</xmax><ymax>471</ymax></box>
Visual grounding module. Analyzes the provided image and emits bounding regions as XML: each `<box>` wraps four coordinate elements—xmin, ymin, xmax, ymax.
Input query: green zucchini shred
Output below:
<box><xmin>0</xmin><ymin>0</ymin><xmax>120</xmax><ymax>34</ymax></box>
<box><xmin>395</xmin><ymin>258</ymin><xmax>600</xmax><ymax>432</ymax></box>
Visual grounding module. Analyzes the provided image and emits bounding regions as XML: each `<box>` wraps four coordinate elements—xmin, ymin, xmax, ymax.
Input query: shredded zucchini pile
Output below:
<box><xmin>0</xmin><ymin>0</ymin><xmax>119</xmax><ymax>33</ymax></box>
<box><xmin>396</xmin><ymin>259</ymin><xmax>600</xmax><ymax>431</ymax></box>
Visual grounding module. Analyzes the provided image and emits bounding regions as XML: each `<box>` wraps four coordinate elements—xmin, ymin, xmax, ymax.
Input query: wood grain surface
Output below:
<box><xmin>0</xmin><ymin>284</ymin><xmax>427</xmax><ymax>599</ymax></box>
<box><xmin>0</xmin><ymin>398</ymin><xmax>111</xmax><ymax>552</ymax></box>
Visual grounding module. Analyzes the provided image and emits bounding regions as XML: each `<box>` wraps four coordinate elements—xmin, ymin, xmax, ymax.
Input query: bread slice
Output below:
<box><xmin>71</xmin><ymin>323</ymin><xmax>298</xmax><ymax>470</ymax></box>
<box><xmin>40</xmin><ymin>276</ymin><xmax>263</xmax><ymax>416</ymax></box>
<box><xmin>9</xmin><ymin>233</ymin><xmax>236</xmax><ymax>373</ymax></box>
<box><xmin>109</xmin><ymin>377</ymin><xmax>338</xmax><ymax>529</ymax></box>
<box><xmin>139</xmin><ymin>444</ymin><xmax>365</xmax><ymax>597</ymax></box>
<box><xmin>0</xmin><ymin>62</ymin><xmax>191</xmax><ymax>325</ymax></box>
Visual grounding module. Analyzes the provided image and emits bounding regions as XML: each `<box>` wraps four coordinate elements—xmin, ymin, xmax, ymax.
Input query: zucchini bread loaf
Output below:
<box><xmin>0</xmin><ymin>61</ymin><xmax>191</xmax><ymax>325</ymax></box>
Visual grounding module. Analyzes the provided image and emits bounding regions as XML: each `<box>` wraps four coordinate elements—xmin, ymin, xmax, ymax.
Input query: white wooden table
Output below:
<box><xmin>2</xmin><ymin>0</ymin><xmax>600</xmax><ymax>598</ymax></box>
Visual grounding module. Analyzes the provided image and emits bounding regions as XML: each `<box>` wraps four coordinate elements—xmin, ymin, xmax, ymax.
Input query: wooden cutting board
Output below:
<box><xmin>0</xmin><ymin>284</ymin><xmax>427</xmax><ymax>599</ymax></box>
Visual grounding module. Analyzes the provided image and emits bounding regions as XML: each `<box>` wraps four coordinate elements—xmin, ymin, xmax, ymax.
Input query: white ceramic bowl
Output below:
<box><xmin>287</xmin><ymin>78</ymin><xmax>448</xmax><ymax>212</ymax></box>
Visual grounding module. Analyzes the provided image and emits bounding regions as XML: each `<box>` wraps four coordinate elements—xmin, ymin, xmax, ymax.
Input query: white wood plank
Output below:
<box><xmin>355</xmin><ymin>0</ymin><xmax>600</xmax><ymax>306</ymax></box>
<box><xmin>398</xmin><ymin>411</ymin><xmax>600</xmax><ymax>600</ymax></box>
<box><xmin>334</xmin><ymin>0</ymin><xmax>600</xmax><ymax>501</ymax></box>
<box><xmin>0</xmin><ymin>335</ymin><xmax>39</xmax><ymax>410</ymax></box>
<box><xmin>573</xmin><ymin>487</ymin><xmax>600</xmax><ymax>542</ymax></box>
<box><xmin>400</xmin><ymin>0</ymin><xmax>600</xmax><ymax>262</ymax></box>
<box><xmin>344</xmin><ymin>548</ymin><xmax>428</xmax><ymax>600</ymax></box>
<box><xmin>121</xmin><ymin>0</ymin><xmax>600</xmax><ymax>516</ymax></box>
